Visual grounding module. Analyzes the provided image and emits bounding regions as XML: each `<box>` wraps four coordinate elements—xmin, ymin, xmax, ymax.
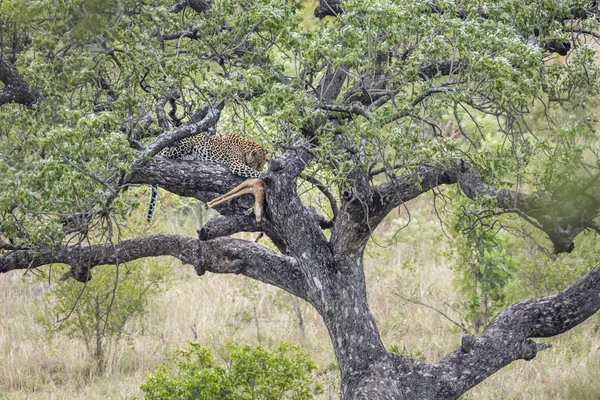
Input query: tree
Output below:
<box><xmin>1</xmin><ymin>0</ymin><xmax>600</xmax><ymax>398</ymax></box>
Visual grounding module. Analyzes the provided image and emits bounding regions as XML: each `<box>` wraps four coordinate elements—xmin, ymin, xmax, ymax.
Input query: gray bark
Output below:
<box><xmin>0</xmin><ymin>58</ymin><xmax>37</xmax><ymax>107</ymax></box>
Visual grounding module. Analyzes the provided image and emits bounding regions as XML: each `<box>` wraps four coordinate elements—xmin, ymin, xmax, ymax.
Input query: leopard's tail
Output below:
<box><xmin>147</xmin><ymin>185</ymin><xmax>158</xmax><ymax>223</ymax></box>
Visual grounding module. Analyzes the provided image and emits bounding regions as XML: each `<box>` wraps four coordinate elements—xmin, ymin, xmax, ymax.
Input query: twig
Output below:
<box><xmin>393</xmin><ymin>292</ymin><xmax>469</xmax><ymax>334</ymax></box>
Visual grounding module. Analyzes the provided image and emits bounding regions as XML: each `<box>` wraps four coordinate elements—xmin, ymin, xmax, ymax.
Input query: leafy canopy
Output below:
<box><xmin>0</xmin><ymin>0</ymin><xmax>598</xmax><ymax>250</ymax></box>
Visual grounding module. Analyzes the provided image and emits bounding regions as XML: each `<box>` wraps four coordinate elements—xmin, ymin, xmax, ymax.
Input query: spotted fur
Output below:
<box><xmin>147</xmin><ymin>133</ymin><xmax>267</xmax><ymax>222</ymax></box>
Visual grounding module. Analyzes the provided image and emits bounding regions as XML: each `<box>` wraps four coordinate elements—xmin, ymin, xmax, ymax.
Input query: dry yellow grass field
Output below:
<box><xmin>1</xmin><ymin>194</ymin><xmax>599</xmax><ymax>399</ymax></box>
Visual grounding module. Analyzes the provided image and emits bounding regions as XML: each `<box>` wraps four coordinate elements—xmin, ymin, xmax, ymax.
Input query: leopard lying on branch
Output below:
<box><xmin>147</xmin><ymin>133</ymin><xmax>267</xmax><ymax>222</ymax></box>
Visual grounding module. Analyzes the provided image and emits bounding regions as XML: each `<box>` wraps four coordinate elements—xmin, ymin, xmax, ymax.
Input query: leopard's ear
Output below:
<box><xmin>249</xmin><ymin>149</ymin><xmax>258</xmax><ymax>157</ymax></box>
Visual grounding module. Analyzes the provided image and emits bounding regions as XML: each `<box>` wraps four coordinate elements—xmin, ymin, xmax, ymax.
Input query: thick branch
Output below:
<box><xmin>0</xmin><ymin>233</ymin><xmax>306</xmax><ymax>300</ymax></box>
<box><xmin>130</xmin><ymin>157</ymin><xmax>254</xmax><ymax>215</ymax></box>
<box><xmin>0</xmin><ymin>234</ymin><xmax>198</xmax><ymax>274</ymax></box>
<box><xmin>438</xmin><ymin>262</ymin><xmax>600</xmax><ymax>397</ymax></box>
<box><xmin>0</xmin><ymin>58</ymin><xmax>37</xmax><ymax>107</ymax></box>
<box><xmin>197</xmin><ymin>237</ymin><xmax>307</xmax><ymax>299</ymax></box>
<box><xmin>198</xmin><ymin>214</ymin><xmax>261</xmax><ymax>241</ymax></box>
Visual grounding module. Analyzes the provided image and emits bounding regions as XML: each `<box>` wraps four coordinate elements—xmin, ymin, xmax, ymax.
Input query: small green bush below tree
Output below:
<box><xmin>140</xmin><ymin>341</ymin><xmax>323</xmax><ymax>400</ymax></box>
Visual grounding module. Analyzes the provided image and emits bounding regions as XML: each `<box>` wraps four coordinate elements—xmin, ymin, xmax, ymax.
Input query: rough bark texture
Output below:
<box><xmin>0</xmin><ymin>58</ymin><xmax>37</xmax><ymax>107</ymax></box>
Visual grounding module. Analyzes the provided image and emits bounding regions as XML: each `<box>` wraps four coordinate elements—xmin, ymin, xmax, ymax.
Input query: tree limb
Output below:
<box><xmin>314</xmin><ymin>0</ymin><xmax>342</xmax><ymax>18</ymax></box>
<box><xmin>141</xmin><ymin>102</ymin><xmax>222</xmax><ymax>159</ymax></box>
<box><xmin>197</xmin><ymin>237</ymin><xmax>307</xmax><ymax>299</ymax></box>
<box><xmin>0</xmin><ymin>234</ymin><xmax>198</xmax><ymax>275</ymax></box>
<box><xmin>0</xmin><ymin>233</ymin><xmax>306</xmax><ymax>299</ymax></box>
<box><xmin>340</xmin><ymin>161</ymin><xmax>598</xmax><ymax>254</ymax></box>
<box><xmin>438</xmin><ymin>262</ymin><xmax>600</xmax><ymax>397</ymax></box>
<box><xmin>170</xmin><ymin>0</ymin><xmax>213</xmax><ymax>13</ymax></box>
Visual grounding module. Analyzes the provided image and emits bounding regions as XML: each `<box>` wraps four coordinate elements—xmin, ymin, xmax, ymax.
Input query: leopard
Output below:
<box><xmin>147</xmin><ymin>133</ymin><xmax>268</xmax><ymax>222</ymax></box>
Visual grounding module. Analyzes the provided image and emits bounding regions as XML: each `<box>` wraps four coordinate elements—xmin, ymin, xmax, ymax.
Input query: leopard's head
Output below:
<box><xmin>245</xmin><ymin>146</ymin><xmax>268</xmax><ymax>172</ymax></box>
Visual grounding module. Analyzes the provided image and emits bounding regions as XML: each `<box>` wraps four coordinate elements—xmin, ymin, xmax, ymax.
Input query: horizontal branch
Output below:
<box><xmin>341</xmin><ymin>160</ymin><xmax>597</xmax><ymax>255</ymax></box>
<box><xmin>438</xmin><ymin>262</ymin><xmax>600</xmax><ymax>397</ymax></box>
<box><xmin>160</xmin><ymin>29</ymin><xmax>203</xmax><ymax>42</ymax></box>
<box><xmin>317</xmin><ymin>102</ymin><xmax>372</xmax><ymax>119</ymax></box>
<box><xmin>0</xmin><ymin>233</ymin><xmax>306</xmax><ymax>298</ymax></box>
<box><xmin>376</xmin><ymin>166</ymin><xmax>457</xmax><ymax>216</ymax></box>
<box><xmin>130</xmin><ymin>157</ymin><xmax>255</xmax><ymax>215</ymax></box>
<box><xmin>0</xmin><ymin>234</ymin><xmax>198</xmax><ymax>276</ymax></box>
<box><xmin>170</xmin><ymin>0</ymin><xmax>213</xmax><ymax>13</ymax></box>
<box><xmin>454</xmin><ymin>161</ymin><xmax>598</xmax><ymax>253</ymax></box>
<box><xmin>197</xmin><ymin>237</ymin><xmax>307</xmax><ymax>299</ymax></box>
<box><xmin>198</xmin><ymin>214</ymin><xmax>262</xmax><ymax>241</ymax></box>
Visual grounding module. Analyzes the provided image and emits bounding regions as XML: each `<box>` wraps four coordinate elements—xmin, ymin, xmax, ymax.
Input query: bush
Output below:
<box><xmin>141</xmin><ymin>342</ymin><xmax>323</xmax><ymax>400</ymax></box>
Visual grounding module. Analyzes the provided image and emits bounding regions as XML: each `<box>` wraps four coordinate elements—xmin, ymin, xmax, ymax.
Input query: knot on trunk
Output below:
<box><xmin>521</xmin><ymin>339</ymin><xmax>551</xmax><ymax>361</ymax></box>
<box><xmin>461</xmin><ymin>334</ymin><xmax>475</xmax><ymax>353</ymax></box>
<box><xmin>60</xmin><ymin>264</ymin><xmax>92</xmax><ymax>283</ymax></box>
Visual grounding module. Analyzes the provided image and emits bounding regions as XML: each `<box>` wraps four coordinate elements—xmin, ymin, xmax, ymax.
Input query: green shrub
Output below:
<box><xmin>141</xmin><ymin>342</ymin><xmax>323</xmax><ymax>400</ymax></box>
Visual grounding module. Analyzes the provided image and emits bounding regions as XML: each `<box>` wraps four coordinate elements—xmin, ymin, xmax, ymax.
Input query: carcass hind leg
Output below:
<box><xmin>206</xmin><ymin>178</ymin><xmax>264</xmax><ymax>222</ymax></box>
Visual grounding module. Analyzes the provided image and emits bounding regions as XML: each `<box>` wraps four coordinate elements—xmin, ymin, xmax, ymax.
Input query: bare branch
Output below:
<box><xmin>0</xmin><ymin>233</ymin><xmax>306</xmax><ymax>300</ymax></box>
<box><xmin>198</xmin><ymin>214</ymin><xmax>262</xmax><ymax>241</ymax></box>
<box><xmin>0</xmin><ymin>234</ymin><xmax>198</xmax><ymax>275</ymax></box>
<box><xmin>570</xmin><ymin>27</ymin><xmax>600</xmax><ymax>39</ymax></box>
<box><xmin>197</xmin><ymin>237</ymin><xmax>307</xmax><ymax>299</ymax></box>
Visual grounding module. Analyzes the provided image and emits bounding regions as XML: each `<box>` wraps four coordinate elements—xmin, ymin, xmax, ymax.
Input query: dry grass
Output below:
<box><xmin>1</xmin><ymin>195</ymin><xmax>599</xmax><ymax>399</ymax></box>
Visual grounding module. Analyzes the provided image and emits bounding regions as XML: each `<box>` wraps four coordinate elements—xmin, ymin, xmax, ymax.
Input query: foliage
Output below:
<box><xmin>140</xmin><ymin>341</ymin><xmax>323</xmax><ymax>400</ymax></box>
<box><xmin>448</xmin><ymin>196</ymin><xmax>517</xmax><ymax>333</ymax></box>
<box><xmin>38</xmin><ymin>259</ymin><xmax>171</xmax><ymax>371</ymax></box>
<box><xmin>1</xmin><ymin>0</ymin><xmax>600</xmax><ymax>396</ymax></box>
<box><xmin>506</xmin><ymin>230</ymin><xmax>600</xmax><ymax>301</ymax></box>
<box><xmin>0</xmin><ymin>0</ymin><xmax>598</xmax><ymax>252</ymax></box>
